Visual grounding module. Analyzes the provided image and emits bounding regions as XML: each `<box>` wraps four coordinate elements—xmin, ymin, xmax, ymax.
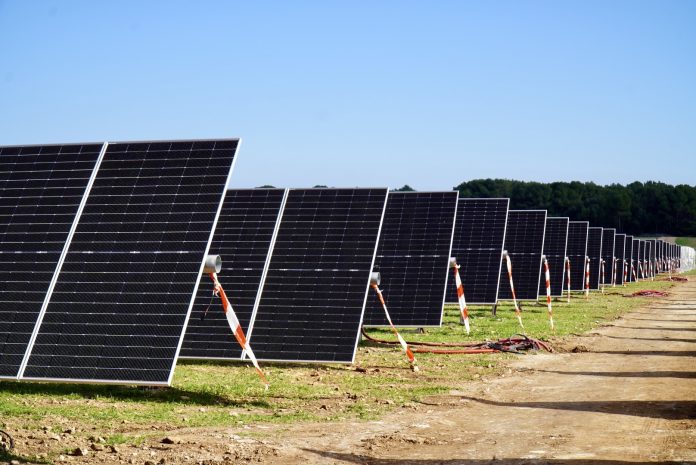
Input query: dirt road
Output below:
<box><xmin>253</xmin><ymin>280</ymin><xmax>696</xmax><ymax>464</ymax></box>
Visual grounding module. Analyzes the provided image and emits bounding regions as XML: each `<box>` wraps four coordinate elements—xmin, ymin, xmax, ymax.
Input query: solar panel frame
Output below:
<box><xmin>600</xmin><ymin>228</ymin><xmax>616</xmax><ymax>285</ymax></box>
<box><xmin>362</xmin><ymin>191</ymin><xmax>458</xmax><ymax>328</ymax></box>
<box><xmin>179</xmin><ymin>188</ymin><xmax>288</xmax><ymax>360</ymax></box>
<box><xmin>497</xmin><ymin>210</ymin><xmax>547</xmax><ymax>301</ymax></box>
<box><xmin>445</xmin><ymin>198</ymin><xmax>509</xmax><ymax>305</ymax></box>
<box><xmin>566</xmin><ymin>221</ymin><xmax>589</xmax><ymax>291</ymax></box>
<box><xmin>19</xmin><ymin>139</ymin><xmax>240</xmax><ymax>386</ymax></box>
<box><xmin>586</xmin><ymin>227</ymin><xmax>603</xmax><ymax>290</ymax></box>
<box><xmin>244</xmin><ymin>188</ymin><xmax>389</xmax><ymax>364</ymax></box>
<box><xmin>614</xmin><ymin>234</ymin><xmax>626</xmax><ymax>285</ymax></box>
<box><xmin>0</xmin><ymin>142</ymin><xmax>106</xmax><ymax>380</ymax></box>
<box><xmin>538</xmin><ymin>217</ymin><xmax>569</xmax><ymax>297</ymax></box>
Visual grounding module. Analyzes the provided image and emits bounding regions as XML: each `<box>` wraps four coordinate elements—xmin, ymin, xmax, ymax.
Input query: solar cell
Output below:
<box><xmin>446</xmin><ymin>198</ymin><xmax>509</xmax><ymax>305</ymax></box>
<box><xmin>245</xmin><ymin>188</ymin><xmax>388</xmax><ymax>363</ymax></box>
<box><xmin>600</xmin><ymin>228</ymin><xmax>616</xmax><ymax>285</ymax></box>
<box><xmin>614</xmin><ymin>234</ymin><xmax>626</xmax><ymax>285</ymax></box>
<box><xmin>566</xmin><ymin>222</ymin><xmax>589</xmax><ymax>291</ymax></box>
<box><xmin>497</xmin><ymin>210</ymin><xmax>546</xmax><ymax>301</ymax></box>
<box><xmin>538</xmin><ymin>217</ymin><xmax>569</xmax><ymax>297</ymax></box>
<box><xmin>0</xmin><ymin>143</ymin><xmax>104</xmax><ymax>379</ymax></box>
<box><xmin>20</xmin><ymin>139</ymin><xmax>239</xmax><ymax>385</ymax></box>
<box><xmin>363</xmin><ymin>191</ymin><xmax>458</xmax><ymax>327</ymax></box>
<box><xmin>180</xmin><ymin>188</ymin><xmax>286</xmax><ymax>360</ymax></box>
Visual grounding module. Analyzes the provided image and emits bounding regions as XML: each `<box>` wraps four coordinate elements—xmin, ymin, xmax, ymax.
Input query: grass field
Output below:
<box><xmin>676</xmin><ymin>237</ymin><xmax>696</xmax><ymax>248</ymax></box>
<box><xmin>0</xmin><ymin>272</ymin><xmax>691</xmax><ymax>460</ymax></box>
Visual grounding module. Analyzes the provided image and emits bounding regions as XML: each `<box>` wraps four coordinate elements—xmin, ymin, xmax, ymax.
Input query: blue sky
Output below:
<box><xmin>1</xmin><ymin>1</ymin><xmax>694</xmax><ymax>190</ymax></box>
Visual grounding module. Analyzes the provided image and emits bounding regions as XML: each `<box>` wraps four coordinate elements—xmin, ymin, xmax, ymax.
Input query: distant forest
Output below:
<box><xmin>449</xmin><ymin>179</ymin><xmax>696</xmax><ymax>236</ymax></box>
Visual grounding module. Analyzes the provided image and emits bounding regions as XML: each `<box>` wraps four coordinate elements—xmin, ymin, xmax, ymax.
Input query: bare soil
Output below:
<box><xmin>5</xmin><ymin>281</ymin><xmax>696</xmax><ymax>465</ymax></box>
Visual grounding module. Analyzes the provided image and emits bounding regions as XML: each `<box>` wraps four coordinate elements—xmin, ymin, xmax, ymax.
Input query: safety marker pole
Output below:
<box><xmin>450</xmin><ymin>258</ymin><xmax>470</xmax><ymax>334</ymax></box>
<box><xmin>611</xmin><ymin>257</ymin><xmax>617</xmax><ymax>287</ymax></box>
<box><xmin>503</xmin><ymin>251</ymin><xmax>524</xmax><ymax>328</ymax></box>
<box><xmin>565</xmin><ymin>257</ymin><xmax>571</xmax><ymax>303</ymax></box>
<box><xmin>370</xmin><ymin>283</ymin><xmax>419</xmax><ymax>372</ymax></box>
<box><xmin>600</xmin><ymin>259</ymin><xmax>605</xmax><ymax>294</ymax></box>
<box><xmin>584</xmin><ymin>256</ymin><xmax>590</xmax><ymax>299</ymax></box>
<box><xmin>623</xmin><ymin>261</ymin><xmax>627</xmax><ymax>287</ymax></box>
<box><xmin>631</xmin><ymin>261</ymin><xmax>637</xmax><ymax>281</ymax></box>
<box><xmin>542</xmin><ymin>256</ymin><xmax>554</xmax><ymax>330</ymax></box>
<box><xmin>209</xmin><ymin>273</ymin><xmax>269</xmax><ymax>388</ymax></box>
<box><xmin>638</xmin><ymin>261</ymin><xmax>644</xmax><ymax>280</ymax></box>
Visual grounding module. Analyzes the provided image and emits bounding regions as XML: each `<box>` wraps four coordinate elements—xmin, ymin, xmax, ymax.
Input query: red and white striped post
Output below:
<box><xmin>542</xmin><ymin>255</ymin><xmax>554</xmax><ymax>330</ymax></box>
<box><xmin>600</xmin><ymin>259</ymin><xmax>605</xmax><ymax>294</ymax></box>
<box><xmin>584</xmin><ymin>256</ymin><xmax>590</xmax><ymax>299</ymax></box>
<box><xmin>565</xmin><ymin>257</ymin><xmax>571</xmax><ymax>303</ymax></box>
<box><xmin>638</xmin><ymin>261</ymin><xmax>644</xmax><ymax>280</ymax></box>
<box><xmin>450</xmin><ymin>257</ymin><xmax>470</xmax><ymax>334</ymax></box>
<box><xmin>503</xmin><ymin>251</ymin><xmax>524</xmax><ymax>328</ymax></box>
<box><xmin>623</xmin><ymin>260</ymin><xmax>628</xmax><ymax>286</ymax></box>
<box><xmin>370</xmin><ymin>274</ymin><xmax>418</xmax><ymax>372</ymax></box>
<box><xmin>611</xmin><ymin>257</ymin><xmax>617</xmax><ymax>287</ymax></box>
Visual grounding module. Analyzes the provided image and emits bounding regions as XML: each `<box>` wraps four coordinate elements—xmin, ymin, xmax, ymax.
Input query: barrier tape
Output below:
<box><xmin>542</xmin><ymin>257</ymin><xmax>554</xmax><ymax>330</ymax></box>
<box><xmin>370</xmin><ymin>284</ymin><xmax>419</xmax><ymax>372</ymax></box>
<box><xmin>584</xmin><ymin>256</ymin><xmax>590</xmax><ymax>299</ymax></box>
<box><xmin>504</xmin><ymin>253</ymin><xmax>524</xmax><ymax>328</ymax></box>
<box><xmin>600</xmin><ymin>259</ymin><xmax>605</xmax><ymax>294</ymax></box>
<box><xmin>565</xmin><ymin>257</ymin><xmax>571</xmax><ymax>303</ymax></box>
<box><xmin>451</xmin><ymin>262</ymin><xmax>470</xmax><ymax>334</ymax></box>
<box><xmin>209</xmin><ymin>273</ymin><xmax>269</xmax><ymax>388</ymax></box>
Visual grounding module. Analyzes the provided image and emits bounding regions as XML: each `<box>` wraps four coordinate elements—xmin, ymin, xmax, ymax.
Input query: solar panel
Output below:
<box><xmin>600</xmin><ymin>228</ymin><xmax>616</xmax><ymax>285</ymax></box>
<box><xmin>656</xmin><ymin>239</ymin><xmax>664</xmax><ymax>272</ymax></box>
<box><xmin>538</xmin><ymin>217</ymin><xmax>569</xmax><ymax>297</ymax></box>
<box><xmin>497</xmin><ymin>210</ymin><xmax>546</xmax><ymax>301</ymax></box>
<box><xmin>363</xmin><ymin>191</ymin><xmax>458</xmax><ymax>327</ymax></box>
<box><xmin>245</xmin><ymin>188</ymin><xmax>388</xmax><ymax>363</ymax></box>
<box><xmin>640</xmin><ymin>241</ymin><xmax>648</xmax><ymax>278</ymax></box>
<box><xmin>614</xmin><ymin>234</ymin><xmax>626</xmax><ymax>285</ymax></box>
<box><xmin>446</xmin><ymin>198</ymin><xmax>509</xmax><ymax>305</ymax></box>
<box><xmin>19</xmin><ymin>139</ymin><xmax>239</xmax><ymax>385</ymax></box>
<box><xmin>624</xmin><ymin>235</ymin><xmax>634</xmax><ymax>282</ymax></box>
<box><xmin>566</xmin><ymin>221</ymin><xmax>589</xmax><ymax>291</ymax></box>
<box><xmin>0</xmin><ymin>143</ymin><xmax>104</xmax><ymax>379</ymax></box>
<box><xmin>179</xmin><ymin>188</ymin><xmax>286</xmax><ymax>360</ymax></box>
<box><xmin>586</xmin><ymin>227</ymin><xmax>603</xmax><ymax>290</ymax></box>
<box><xmin>631</xmin><ymin>238</ymin><xmax>640</xmax><ymax>281</ymax></box>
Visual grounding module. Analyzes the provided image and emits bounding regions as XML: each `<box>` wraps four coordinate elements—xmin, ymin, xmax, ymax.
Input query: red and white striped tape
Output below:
<box><xmin>209</xmin><ymin>273</ymin><xmax>268</xmax><ymax>388</ymax></box>
<box><xmin>371</xmin><ymin>284</ymin><xmax>418</xmax><ymax>371</ymax></box>
<box><xmin>623</xmin><ymin>261</ymin><xmax>628</xmax><ymax>286</ymax></box>
<box><xmin>451</xmin><ymin>260</ymin><xmax>470</xmax><ymax>334</ymax></box>
<box><xmin>600</xmin><ymin>259</ymin><xmax>605</xmax><ymax>294</ymax></box>
<box><xmin>504</xmin><ymin>253</ymin><xmax>524</xmax><ymax>328</ymax></box>
<box><xmin>611</xmin><ymin>257</ymin><xmax>617</xmax><ymax>287</ymax></box>
<box><xmin>638</xmin><ymin>261</ymin><xmax>644</xmax><ymax>280</ymax></box>
<box><xmin>584</xmin><ymin>256</ymin><xmax>590</xmax><ymax>298</ymax></box>
<box><xmin>565</xmin><ymin>257</ymin><xmax>571</xmax><ymax>303</ymax></box>
<box><xmin>542</xmin><ymin>257</ymin><xmax>554</xmax><ymax>330</ymax></box>
<box><xmin>631</xmin><ymin>261</ymin><xmax>637</xmax><ymax>281</ymax></box>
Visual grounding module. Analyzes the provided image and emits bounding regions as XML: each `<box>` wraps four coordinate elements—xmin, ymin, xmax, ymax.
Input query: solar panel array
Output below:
<box><xmin>245</xmin><ymin>188</ymin><xmax>388</xmax><ymax>363</ymax></box>
<box><xmin>538</xmin><ymin>217</ymin><xmax>569</xmax><ymax>297</ymax></box>
<box><xmin>0</xmin><ymin>144</ymin><xmax>104</xmax><ymax>380</ymax></box>
<box><xmin>600</xmin><ymin>228</ymin><xmax>616</xmax><ymax>285</ymax></box>
<box><xmin>180</xmin><ymin>188</ymin><xmax>286</xmax><ymax>360</ymax></box>
<box><xmin>446</xmin><ymin>198</ymin><xmax>509</xmax><ymax>304</ymax></box>
<box><xmin>497</xmin><ymin>210</ymin><xmax>546</xmax><ymax>301</ymax></box>
<box><xmin>586</xmin><ymin>227</ymin><xmax>603</xmax><ymax>290</ymax></box>
<box><xmin>566</xmin><ymin>221</ymin><xmax>589</xmax><ymax>291</ymax></box>
<box><xmin>614</xmin><ymin>234</ymin><xmax>626</xmax><ymax>285</ymax></box>
<box><xmin>363</xmin><ymin>192</ymin><xmax>458</xmax><ymax>327</ymax></box>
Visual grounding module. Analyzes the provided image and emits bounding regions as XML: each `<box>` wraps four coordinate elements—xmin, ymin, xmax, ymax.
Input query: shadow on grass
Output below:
<box><xmin>0</xmin><ymin>381</ymin><xmax>270</xmax><ymax>408</ymax></box>
<box><xmin>0</xmin><ymin>450</ymin><xmax>51</xmax><ymax>464</ymax></box>
<box><xmin>301</xmin><ymin>450</ymin><xmax>696</xmax><ymax>464</ymax></box>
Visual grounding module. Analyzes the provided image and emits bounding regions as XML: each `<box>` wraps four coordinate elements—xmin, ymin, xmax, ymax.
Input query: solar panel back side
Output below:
<box><xmin>600</xmin><ymin>228</ymin><xmax>616</xmax><ymax>285</ymax></box>
<box><xmin>180</xmin><ymin>188</ymin><xmax>286</xmax><ymax>360</ymax></box>
<box><xmin>566</xmin><ymin>222</ymin><xmax>589</xmax><ymax>291</ymax></box>
<box><xmin>614</xmin><ymin>234</ymin><xmax>626</xmax><ymax>285</ymax></box>
<box><xmin>20</xmin><ymin>139</ymin><xmax>238</xmax><ymax>385</ymax></box>
<box><xmin>246</xmin><ymin>188</ymin><xmax>388</xmax><ymax>363</ymax></box>
<box><xmin>587</xmin><ymin>227</ymin><xmax>603</xmax><ymax>290</ymax></box>
<box><xmin>498</xmin><ymin>210</ymin><xmax>546</xmax><ymax>301</ymax></box>
<box><xmin>538</xmin><ymin>217</ymin><xmax>569</xmax><ymax>297</ymax></box>
<box><xmin>446</xmin><ymin>198</ymin><xmax>509</xmax><ymax>305</ymax></box>
<box><xmin>363</xmin><ymin>191</ymin><xmax>457</xmax><ymax>327</ymax></box>
<box><xmin>0</xmin><ymin>143</ymin><xmax>104</xmax><ymax>379</ymax></box>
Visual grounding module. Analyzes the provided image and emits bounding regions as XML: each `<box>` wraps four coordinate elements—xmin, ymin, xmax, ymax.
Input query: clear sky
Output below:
<box><xmin>1</xmin><ymin>1</ymin><xmax>694</xmax><ymax>190</ymax></box>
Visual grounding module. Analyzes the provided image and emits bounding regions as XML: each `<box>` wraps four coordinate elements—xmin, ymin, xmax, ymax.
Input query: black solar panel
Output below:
<box><xmin>0</xmin><ymin>143</ymin><xmax>104</xmax><ymax>379</ymax></box>
<box><xmin>600</xmin><ymin>228</ymin><xmax>616</xmax><ymax>285</ymax></box>
<box><xmin>566</xmin><ymin>222</ymin><xmax>589</xmax><ymax>291</ymax></box>
<box><xmin>631</xmin><ymin>238</ymin><xmax>640</xmax><ymax>281</ymax></box>
<box><xmin>656</xmin><ymin>239</ymin><xmax>663</xmax><ymax>272</ymax></box>
<box><xmin>497</xmin><ymin>210</ymin><xmax>546</xmax><ymax>301</ymax></box>
<box><xmin>624</xmin><ymin>235</ymin><xmax>634</xmax><ymax>282</ymax></box>
<box><xmin>363</xmin><ymin>191</ymin><xmax>457</xmax><ymax>327</ymax></box>
<box><xmin>20</xmin><ymin>139</ymin><xmax>238</xmax><ymax>385</ymax></box>
<box><xmin>246</xmin><ymin>188</ymin><xmax>388</xmax><ymax>363</ymax></box>
<box><xmin>446</xmin><ymin>198</ymin><xmax>509</xmax><ymax>305</ymax></box>
<box><xmin>640</xmin><ymin>241</ymin><xmax>648</xmax><ymax>278</ymax></box>
<box><xmin>180</xmin><ymin>188</ymin><xmax>286</xmax><ymax>360</ymax></box>
<box><xmin>614</xmin><ymin>234</ymin><xmax>626</xmax><ymax>285</ymax></box>
<box><xmin>586</xmin><ymin>227</ymin><xmax>603</xmax><ymax>290</ymax></box>
<box><xmin>538</xmin><ymin>217</ymin><xmax>568</xmax><ymax>297</ymax></box>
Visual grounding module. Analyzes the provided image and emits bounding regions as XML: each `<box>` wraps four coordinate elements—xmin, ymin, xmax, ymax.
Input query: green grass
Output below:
<box><xmin>676</xmin><ymin>237</ymin><xmax>696</xmax><ymax>248</ymax></box>
<box><xmin>0</xmin><ymin>273</ymin><xmax>689</xmax><ymax>454</ymax></box>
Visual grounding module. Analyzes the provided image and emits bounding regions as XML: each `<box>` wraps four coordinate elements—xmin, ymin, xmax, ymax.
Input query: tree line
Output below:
<box><xmin>451</xmin><ymin>179</ymin><xmax>696</xmax><ymax>236</ymax></box>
